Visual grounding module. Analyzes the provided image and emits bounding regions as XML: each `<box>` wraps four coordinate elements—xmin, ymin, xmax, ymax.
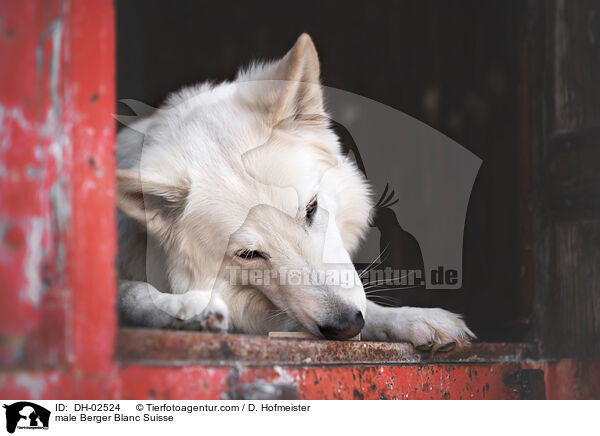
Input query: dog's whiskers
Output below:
<box><xmin>264</xmin><ymin>309</ymin><xmax>288</xmax><ymax>324</ymax></box>
<box><xmin>362</xmin><ymin>270</ymin><xmax>417</xmax><ymax>288</ymax></box>
<box><xmin>358</xmin><ymin>244</ymin><xmax>390</xmax><ymax>279</ymax></box>
<box><xmin>365</xmin><ymin>296</ymin><xmax>397</xmax><ymax>307</ymax></box>
<box><xmin>365</xmin><ymin>285</ymin><xmax>421</xmax><ymax>294</ymax></box>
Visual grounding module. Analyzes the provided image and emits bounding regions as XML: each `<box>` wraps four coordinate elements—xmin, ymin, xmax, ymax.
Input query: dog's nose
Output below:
<box><xmin>318</xmin><ymin>311</ymin><xmax>364</xmax><ymax>340</ymax></box>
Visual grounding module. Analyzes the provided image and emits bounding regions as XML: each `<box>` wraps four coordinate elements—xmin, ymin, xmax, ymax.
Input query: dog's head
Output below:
<box><xmin>117</xmin><ymin>34</ymin><xmax>372</xmax><ymax>338</ymax></box>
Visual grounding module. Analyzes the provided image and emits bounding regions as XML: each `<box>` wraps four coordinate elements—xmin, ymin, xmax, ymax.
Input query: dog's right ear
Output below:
<box><xmin>116</xmin><ymin>169</ymin><xmax>189</xmax><ymax>237</ymax></box>
<box><xmin>238</xmin><ymin>33</ymin><xmax>326</xmax><ymax>128</ymax></box>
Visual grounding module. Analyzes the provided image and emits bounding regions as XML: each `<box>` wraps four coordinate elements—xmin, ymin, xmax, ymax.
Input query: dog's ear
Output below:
<box><xmin>116</xmin><ymin>169</ymin><xmax>189</xmax><ymax>237</ymax></box>
<box><xmin>239</xmin><ymin>33</ymin><xmax>326</xmax><ymax>127</ymax></box>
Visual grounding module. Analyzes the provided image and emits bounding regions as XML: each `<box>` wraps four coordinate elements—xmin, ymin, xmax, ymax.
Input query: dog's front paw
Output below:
<box><xmin>406</xmin><ymin>308</ymin><xmax>474</xmax><ymax>352</ymax></box>
<box><xmin>171</xmin><ymin>291</ymin><xmax>230</xmax><ymax>332</ymax></box>
<box><xmin>372</xmin><ymin>306</ymin><xmax>475</xmax><ymax>352</ymax></box>
<box><xmin>194</xmin><ymin>298</ymin><xmax>230</xmax><ymax>332</ymax></box>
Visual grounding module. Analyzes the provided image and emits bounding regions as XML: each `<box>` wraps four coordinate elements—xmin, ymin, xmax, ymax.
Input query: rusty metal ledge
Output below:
<box><xmin>117</xmin><ymin>328</ymin><xmax>541</xmax><ymax>366</ymax></box>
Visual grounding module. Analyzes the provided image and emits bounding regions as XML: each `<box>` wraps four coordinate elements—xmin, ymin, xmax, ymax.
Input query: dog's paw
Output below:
<box><xmin>195</xmin><ymin>298</ymin><xmax>230</xmax><ymax>332</ymax></box>
<box><xmin>378</xmin><ymin>307</ymin><xmax>475</xmax><ymax>352</ymax></box>
<box><xmin>170</xmin><ymin>291</ymin><xmax>230</xmax><ymax>332</ymax></box>
<box><xmin>407</xmin><ymin>308</ymin><xmax>474</xmax><ymax>352</ymax></box>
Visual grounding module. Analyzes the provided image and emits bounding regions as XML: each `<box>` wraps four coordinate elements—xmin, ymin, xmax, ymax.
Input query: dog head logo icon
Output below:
<box><xmin>3</xmin><ymin>402</ymin><xmax>50</xmax><ymax>434</ymax></box>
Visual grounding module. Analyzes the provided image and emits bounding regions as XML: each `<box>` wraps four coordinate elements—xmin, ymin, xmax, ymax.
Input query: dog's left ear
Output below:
<box><xmin>116</xmin><ymin>169</ymin><xmax>189</xmax><ymax>237</ymax></box>
<box><xmin>239</xmin><ymin>33</ymin><xmax>326</xmax><ymax>127</ymax></box>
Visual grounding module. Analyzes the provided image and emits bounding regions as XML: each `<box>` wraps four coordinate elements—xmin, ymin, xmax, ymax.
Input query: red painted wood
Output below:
<box><xmin>0</xmin><ymin>0</ymin><xmax>116</xmax><ymax>369</ymax></box>
<box><xmin>0</xmin><ymin>360</ymin><xmax>599</xmax><ymax>399</ymax></box>
<box><xmin>0</xmin><ymin>0</ymin><xmax>70</xmax><ymax>365</ymax></box>
<box><xmin>67</xmin><ymin>0</ymin><xmax>117</xmax><ymax>373</ymax></box>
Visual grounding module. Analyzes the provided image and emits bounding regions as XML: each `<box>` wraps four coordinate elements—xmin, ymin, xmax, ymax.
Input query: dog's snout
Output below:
<box><xmin>318</xmin><ymin>311</ymin><xmax>364</xmax><ymax>340</ymax></box>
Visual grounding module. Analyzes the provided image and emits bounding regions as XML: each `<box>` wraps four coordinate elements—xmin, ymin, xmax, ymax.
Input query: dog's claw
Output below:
<box><xmin>415</xmin><ymin>341</ymin><xmax>434</xmax><ymax>352</ymax></box>
<box><xmin>437</xmin><ymin>342</ymin><xmax>457</xmax><ymax>352</ymax></box>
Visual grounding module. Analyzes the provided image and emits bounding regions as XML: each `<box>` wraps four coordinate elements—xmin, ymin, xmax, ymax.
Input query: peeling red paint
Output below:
<box><xmin>66</xmin><ymin>0</ymin><xmax>117</xmax><ymax>373</ymax></box>
<box><xmin>0</xmin><ymin>0</ymin><xmax>115</xmax><ymax>370</ymax></box>
<box><xmin>1</xmin><ymin>360</ymin><xmax>599</xmax><ymax>400</ymax></box>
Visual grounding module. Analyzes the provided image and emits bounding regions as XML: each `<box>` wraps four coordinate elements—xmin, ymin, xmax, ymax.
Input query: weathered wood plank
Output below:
<box><xmin>117</xmin><ymin>328</ymin><xmax>541</xmax><ymax>366</ymax></box>
<box><xmin>553</xmin><ymin>221</ymin><xmax>600</xmax><ymax>356</ymax></box>
<box><xmin>552</xmin><ymin>0</ymin><xmax>600</xmax><ymax>130</ymax></box>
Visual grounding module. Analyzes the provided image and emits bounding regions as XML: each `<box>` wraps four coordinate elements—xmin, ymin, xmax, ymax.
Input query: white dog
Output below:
<box><xmin>116</xmin><ymin>34</ymin><xmax>474</xmax><ymax>351</ymax></box>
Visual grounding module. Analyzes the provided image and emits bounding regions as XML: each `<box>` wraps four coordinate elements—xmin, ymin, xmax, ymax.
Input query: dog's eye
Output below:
<box><xmin>236</xmin><ymin>250</ymin><xmax>263</xmax><ymax>260</ymax></box>
<box><xmin>306</xmin><ymin>197</ymin><xmax>317</xmax><ymax>224</ymax></box>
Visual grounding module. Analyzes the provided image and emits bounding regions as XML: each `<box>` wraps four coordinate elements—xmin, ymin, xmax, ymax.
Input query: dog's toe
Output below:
<box><xmin>198</xmin><ymin>309</ymin><xmax>228</xmax><ymax>332</ymax></box>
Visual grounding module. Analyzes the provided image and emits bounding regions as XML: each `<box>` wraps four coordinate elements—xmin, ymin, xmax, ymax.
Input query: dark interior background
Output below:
<box><xmin>116</xmin><ymin>0</ymin><xmax>524</xmax><ymax>342</ymax></box>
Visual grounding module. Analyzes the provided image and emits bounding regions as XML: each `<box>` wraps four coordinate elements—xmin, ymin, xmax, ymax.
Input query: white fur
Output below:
<box><xmin>116</xmin><ymin>34</ymin><xmax>474</xmax><ymax>350</ymax></box>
